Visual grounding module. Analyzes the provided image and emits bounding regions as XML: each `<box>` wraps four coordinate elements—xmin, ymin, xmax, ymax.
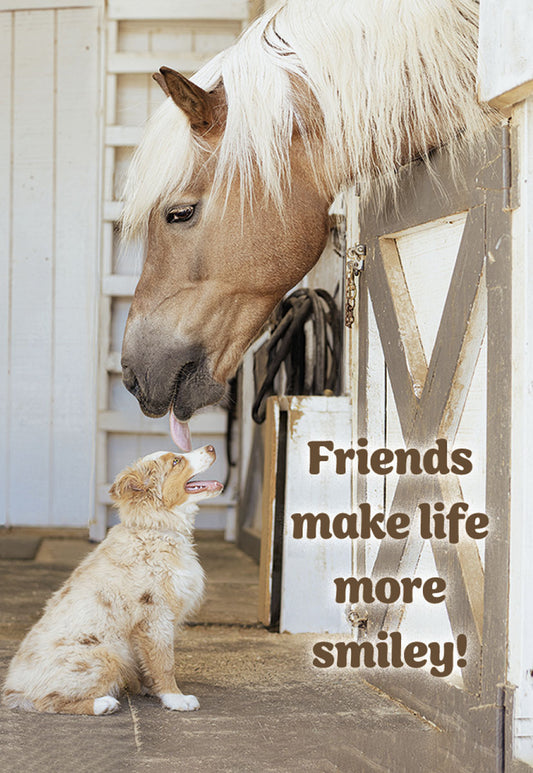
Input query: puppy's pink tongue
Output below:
<box><xmin>169</xmin><ymin>411</ymin><xmax>192</xmax><ymax>452</ymax></box>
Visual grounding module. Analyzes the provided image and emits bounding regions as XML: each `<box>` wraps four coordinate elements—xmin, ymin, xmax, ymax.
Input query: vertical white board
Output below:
<box><xmin>478</xmin><ymin>0</ymin><xmax>533</xmax><ymax>106</ymax></box>
<box><xmin>0</xmin><ymin>12</ymin><xmax>12</xmax><ymax>526</ymax></box>
<box><xmin>2</xmin><ymin>7</ymin><xmax>101</xmax><ymax>527</ymax></box>
<box><xmin>9</xmin><ymin>10</ymin><xmax>55</xmax><ymax>525</ymax></box>
<box><xmin>280</xmin><ymin>396</ymin><xmax>353</xmax><ymax>633</ymax></box>
<box><xmin>51</xmin><ymin>8</ymin><xmax>100</xmax><ymax>525</ymax></box>
<box><xmin>508</xmin><ymin>98</ymin><xmax>533</xmax><ymax>765</ymax></box>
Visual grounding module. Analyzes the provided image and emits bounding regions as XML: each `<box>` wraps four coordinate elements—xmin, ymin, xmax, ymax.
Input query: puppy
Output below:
<box><xmin>2</xmin><ymin>446</ymin><xmax>222</xmax><ymax>715</ymax></box>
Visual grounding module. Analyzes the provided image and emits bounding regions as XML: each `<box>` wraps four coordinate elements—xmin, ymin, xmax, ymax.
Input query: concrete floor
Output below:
<box><xmin>0</xmin><ymin>530</ymin><xmax>479</xmax><ymax>773</ymax></box>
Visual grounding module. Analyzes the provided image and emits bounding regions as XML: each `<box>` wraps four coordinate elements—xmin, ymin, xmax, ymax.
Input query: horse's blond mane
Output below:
<box><xmin>122</xmin><ymin>0</ymin><xmax>492</xmax><ymax>238</ymax></box>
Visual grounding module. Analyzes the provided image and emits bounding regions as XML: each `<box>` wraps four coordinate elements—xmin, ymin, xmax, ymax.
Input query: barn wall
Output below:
<box><xmin>478</xmin><ymin>0</ymin><xmax>533</xmax><ymax>108</ymax></box>
<box><xmin>0</xmin><ymin>5</ymin><xmax>102</xmax><ymax>526</ymax></box>
<box><xmin>1</xmin><ymin>0</ymin><xmax>257</xmax><ymax>532</ymax></box>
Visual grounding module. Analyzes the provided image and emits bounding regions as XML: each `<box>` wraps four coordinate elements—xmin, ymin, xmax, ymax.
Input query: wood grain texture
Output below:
<box><xmin>4</xmin><ymin>8</ymin><xmax>101</xmax><ymax>527</ymax></box>
<box><xmin>280</xmin><ymin>396</ymin><xmax>353</xmax><ymax>634</ymax></box>
<box><xmin>107</xmin><ymin>0</ymin><xmax>248</xmax><ymax>21</ymax></box>
<box><xmin>0</xmin><ymin>12</ymin><xmax>12</xmax><ymax>526</ymax></box>
<box><xmin>9</xmin><ymin>10</ymin><xmax>55</xmax><ymax>525</ymax></box>
<box><xmin>258</xmin><ymin>398</ymin><xmax>279</xmax><ymax>626</ymax></box>
<box><xmin>51</xmin><ymin>8</ymin><xmax>100</xmax><ymax>525</ymax></box>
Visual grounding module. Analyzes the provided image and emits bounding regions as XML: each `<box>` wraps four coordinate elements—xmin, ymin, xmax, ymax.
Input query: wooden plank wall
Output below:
<box><xmin>0</xmin><ymin>7</ymin><xmax>101</xmax><ymax>526</ymax></box>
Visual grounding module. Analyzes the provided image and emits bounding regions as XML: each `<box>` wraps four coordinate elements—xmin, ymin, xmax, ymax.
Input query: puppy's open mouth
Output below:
<box><xmin>185</xmin><ymin>476</ymin><xmax>223</xmax><ymax>494</ymax></box>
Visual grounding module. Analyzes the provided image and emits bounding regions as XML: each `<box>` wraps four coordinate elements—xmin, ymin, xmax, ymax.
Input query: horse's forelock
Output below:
<box><xmin>121</xmin><ymin>99</ymin><xmax>200</xmax><ymax>240</ymax></box>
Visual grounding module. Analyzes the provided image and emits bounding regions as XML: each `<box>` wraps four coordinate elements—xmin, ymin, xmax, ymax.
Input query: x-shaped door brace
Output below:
<box><xmin>364</xmin><ymin>205</ymin><xmax>487</xmax><ymax>689</ymax></box>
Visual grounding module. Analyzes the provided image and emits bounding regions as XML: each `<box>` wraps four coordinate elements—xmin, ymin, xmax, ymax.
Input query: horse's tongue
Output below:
<box><xmin>169</xmin><ymin>411</ymin><xmax>192</xmax><ymax>452</ymax></box>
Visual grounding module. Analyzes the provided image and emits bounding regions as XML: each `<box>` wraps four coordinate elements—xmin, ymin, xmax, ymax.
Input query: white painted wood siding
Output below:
<box><xmin>0</xmin><ymin>7</ymin><xmax>101</xmax><ymax>527</ymax></box>
<box><xmin>478</xmin><ymin>0</ymin><xmax>533</xmax><ymax>107</ymax></box>
<box><xmin>280</xmin><ymin>396</ymin><xmax>353</xmax><ymax>634</ymax></box>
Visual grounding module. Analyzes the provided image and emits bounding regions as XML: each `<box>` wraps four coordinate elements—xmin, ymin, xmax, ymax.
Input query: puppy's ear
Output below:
<box><xmin>109</xmin><ymin>467</ymin><xmax>151</xmax><ymax>502</ymax></box>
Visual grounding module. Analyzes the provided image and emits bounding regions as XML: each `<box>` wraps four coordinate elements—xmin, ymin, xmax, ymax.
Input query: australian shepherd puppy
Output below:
<box><xmin>2</xmin><ymin>446</ymin><xmax>222</xmax><ymax>716</ymax></box>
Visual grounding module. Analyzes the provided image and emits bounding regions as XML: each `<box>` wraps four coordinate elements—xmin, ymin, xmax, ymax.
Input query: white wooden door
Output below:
<box><xmin>0</xmin><ymin>4</ymin><xmax>101</xmax><ymax>527</ymax></box>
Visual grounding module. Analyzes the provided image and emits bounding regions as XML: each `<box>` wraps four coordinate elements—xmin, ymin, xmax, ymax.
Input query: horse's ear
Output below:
<box><xmin>153</xmin><ymin>67</ymin><xmax>215</xmax><ymax>132</ymax></box>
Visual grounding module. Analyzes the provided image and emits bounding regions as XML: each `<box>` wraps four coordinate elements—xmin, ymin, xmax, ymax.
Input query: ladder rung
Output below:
<box><xmin>108</xmin><ymin>52</ymin><xmax>205</xmax><ymax>75</ymax></box>
<box><xmin>99</xmin><ymin>410</ymin><xmax>227</xmax><ymax>435</ymax></box>
<box><xmin>102</xmin><ymin>274</ymin><xmax>139</xmax><ymax>297</ymax></box>
<box><xmin>106</xmin><ymin>352</ymin><xmax>122</xmax><ymax>374</ymax></box>
<box><xmin>104</xmin><ymin>200</ymin><xmax>123</xmax><ymax>222</ymax></box>
<box><xmin>105</xmin><ymin>125</ymin><xmax>142</xmax><ymax>147</ymax></box>
<box><xmin>107</xmin><ymin>0</ymin><xmax>248</xmax><ymax>21</ymax></box>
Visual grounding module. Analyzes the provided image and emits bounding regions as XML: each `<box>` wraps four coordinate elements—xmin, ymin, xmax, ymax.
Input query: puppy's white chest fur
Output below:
<box><xmin>125</xmin><ymin>526</ymin><xmax>205</xmax><ymax>618</ymax></box>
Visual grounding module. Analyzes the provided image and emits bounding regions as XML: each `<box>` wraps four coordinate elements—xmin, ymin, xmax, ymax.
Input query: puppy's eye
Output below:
<box><xmin>172</xmin><ymin>458</ymin><xmax>182</xmax><ymax>467</ymax></box>
<box><xmin>166</xmin><ymin>205</ymin><xmax>196</xmax><ymax>224</ymax></box>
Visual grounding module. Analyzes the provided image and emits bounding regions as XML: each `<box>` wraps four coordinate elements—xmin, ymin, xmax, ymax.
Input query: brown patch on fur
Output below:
<box><xmin>96</xmin><ymin>590</ymin><xmax>112</xmax><ymax>608</ymax></box>
<box><xmin>58</xmin><ymin>584</ymin><xmax>71</xmax><ymax>599</ymax></box>
<box><xmin>78</xmin><ymin>634</ymin><xmax>100</xmax><ymax>646</ymax></box>
<box><xmin>43</xmin><ymin>691</ymin><xmax>60</xmax><ymax>702</ymax></box>
<box><xmin>34</xmin><ymin>694</ymin><xmax>101</xmax><ymax>715</ymax></box>
<box><xmin>73</xmin><ymin>659</ymin><xmax>92</xmax><ymax>673</ymax></box>
<box><xmin>109</xmin><ymin>467</ymin><xmax>151</xmax><ymax>502</ymax></box>
<box><xmin>140</xmin><ymin>592</ymin><xmax>153</xmax><ymax>605</ymax></box>
<box><xmin>161</xmin><ymin>458</ymin><xmax>193</xmax><ymax>508</ymax></box>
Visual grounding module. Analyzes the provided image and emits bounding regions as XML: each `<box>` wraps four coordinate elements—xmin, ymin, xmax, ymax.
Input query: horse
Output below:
<box><xmin>120</xmin><ymin>0</ymin><xmax>493</xmax><ymax>439</ymax></box>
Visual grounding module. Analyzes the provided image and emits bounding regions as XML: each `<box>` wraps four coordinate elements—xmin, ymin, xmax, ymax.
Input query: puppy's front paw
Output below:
<box><xmin>94</xmin><ymin>696</ymin><xmax>120</xmax><ymax>715</ymax></box>
<box><xmin>161</xmin><ymin>693</ymin><xmax>200</xmax><ymax>711</ymax></box>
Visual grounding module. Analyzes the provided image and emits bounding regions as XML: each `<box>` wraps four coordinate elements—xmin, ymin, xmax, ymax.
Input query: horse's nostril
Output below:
<box><xmin>122</xmin><ymin>365</ymin><xmax>140</xmax><ymax>397</ymax></box>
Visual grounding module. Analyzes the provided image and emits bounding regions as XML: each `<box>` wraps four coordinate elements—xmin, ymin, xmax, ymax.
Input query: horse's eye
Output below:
<box><xmin>166</xmin><ymin>205</ymin><xmax>196</xmax><ymax>224</ymax></box>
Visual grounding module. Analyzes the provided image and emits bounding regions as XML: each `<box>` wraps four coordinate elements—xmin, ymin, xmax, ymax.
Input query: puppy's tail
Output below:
<box><xmin>2</xmin><ymin>688</ymin><xmax>36</xmax><ymax>712</ymax></box>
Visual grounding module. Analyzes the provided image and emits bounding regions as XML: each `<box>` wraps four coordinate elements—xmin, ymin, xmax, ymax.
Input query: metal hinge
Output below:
<box><xmin>344</xmin><ymin>243</ymin><xmax>366</xmax><ymax>328</ymax></box>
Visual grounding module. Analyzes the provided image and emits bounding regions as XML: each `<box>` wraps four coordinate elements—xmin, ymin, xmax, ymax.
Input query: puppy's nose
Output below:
<box><xmin>206</xmin><ymin>445</ymin><xmax>215</xmax><ymax>454</ymax></box>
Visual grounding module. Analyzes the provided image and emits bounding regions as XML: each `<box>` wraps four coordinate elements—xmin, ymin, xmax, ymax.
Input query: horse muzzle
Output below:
<box><xmin>121</xmin><ymin>339</ymin><xmax>225</xmax><ymax>421</ymax></box>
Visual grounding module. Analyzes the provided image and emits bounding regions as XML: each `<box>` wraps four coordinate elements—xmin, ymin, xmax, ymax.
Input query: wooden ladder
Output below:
<box><xmin>92</xmin><ymin>1</ymin><xmax>252</xmax><ymax>540</ymax></box>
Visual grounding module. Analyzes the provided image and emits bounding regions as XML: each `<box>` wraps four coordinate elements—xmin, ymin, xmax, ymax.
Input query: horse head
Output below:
<box><xmin>121</xmin><ymin>1</ymin><xmax>490</xmax><ymax>429</ymax></box>
<box><xmin>121</xmin><ymin>67</ymin><xmax>330</xmax><ymax>424</ymax></box>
